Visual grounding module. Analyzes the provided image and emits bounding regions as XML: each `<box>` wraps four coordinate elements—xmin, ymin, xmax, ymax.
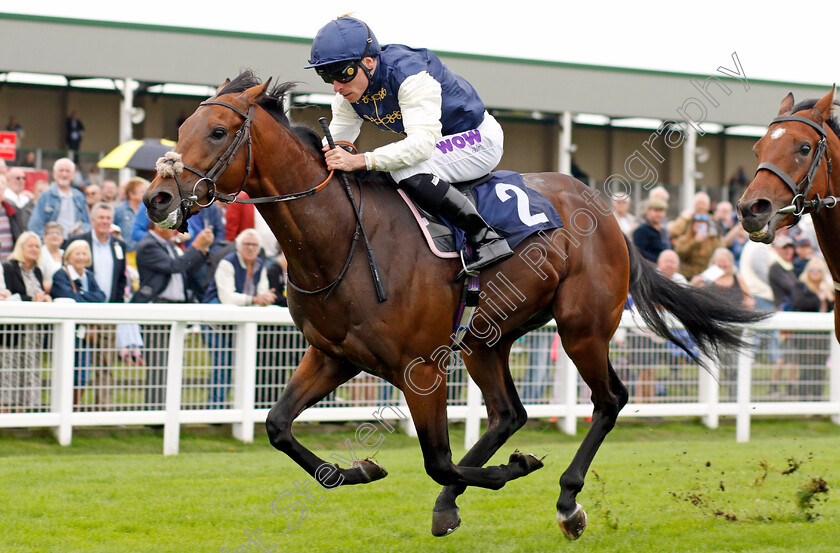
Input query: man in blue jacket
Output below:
<box><xmin>306</xmin><ymin>16</ymin><xmax>512</xmax><ymax>279</ymax></box>
<box><xmin>27</xmin><ymin>158</ymin><xmax>91</xmax><ymax>239</ymax></box>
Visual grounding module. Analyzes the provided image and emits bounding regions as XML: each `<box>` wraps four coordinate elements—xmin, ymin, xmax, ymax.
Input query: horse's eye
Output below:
<box><xmin>799</xmin><ymin>143</ymin><xmax>812</xmax><ymax>155</ymax></box>
<box><xmin>210</xmin><ymin>127</ymin><xmax>227</xmax><ymax>140</ymax></box>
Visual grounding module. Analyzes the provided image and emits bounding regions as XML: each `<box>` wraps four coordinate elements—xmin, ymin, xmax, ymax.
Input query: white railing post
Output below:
<box><xmin>699</xmin><ymin>355</ymin><xmax>719</xmax><ymax>429</ymax></box>
<box><xmin>398</xmin><ymin>391</ymin><xmax>417</xmax><ymax>437</ymax></box>
<box><xmin>464</xmin><ymin>374</ymin><xmax>482</xmax><ymax>450</ymax></box>
<box><xmin>163</xmin><ymin>322</ymin><xmax>186</xmax><ymax>456</ymax></box>
<box><xmin>830</xmin><ymin>336</ymin><xmax>840</xmax><ymax>425</ymax></box>
<box><xmin>557</xmin><ymin>338</ymin><xmax>577</xmax><ymax>435</ymax></box>
<box><xmin>51</xmin><ymin>320</ymin><xmax>76</xmax><ymax>446</ymax></box>
<box><xmin>736</xmin><ymin>331</ymin><xmax>755</xmax><ymax>443</ymax></box>
<box><xmin>233</xmin><ymin>322</ymin><xmax>257</xmax><ymax>443</ymax></box>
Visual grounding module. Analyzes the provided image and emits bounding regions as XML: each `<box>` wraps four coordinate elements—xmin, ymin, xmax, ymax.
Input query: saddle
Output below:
<box><xmin>394</xmin><ymin>170</ymin><xmax>563</xmax><ymax>350</ymax></box>
<box><xmin>398</xmin><ymin>170</ymin><xmax>564</xmax><ymax>259</ymax></box>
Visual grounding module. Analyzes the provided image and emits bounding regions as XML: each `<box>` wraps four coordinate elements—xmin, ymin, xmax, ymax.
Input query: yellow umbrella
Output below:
<box><xmin>98</xmin><ymin>138</ymin><xmax>176</xmax><ymax>170</ymax></box>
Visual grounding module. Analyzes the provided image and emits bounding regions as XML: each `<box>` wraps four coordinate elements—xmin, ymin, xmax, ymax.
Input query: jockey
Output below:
<box><xmin>305</xmin><ymin>15</ymin><xmax>513</xmax><ymax>279</ymax></box>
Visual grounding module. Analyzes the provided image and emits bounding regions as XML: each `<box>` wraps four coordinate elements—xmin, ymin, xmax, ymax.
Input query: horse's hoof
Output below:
<box><xmin>431</xmin><ymin>507</ymin><xmax>461</xmax><ymax>537</ymax></box>
<box><xmin>557</xmin><ymin>503</ymin><xmax>587</xmax><ymax>540</ymax></box>
<box><xmin>351</xmin><ymin>458</ymin><xmax>388</xmax><ymax>483</ymax></box>
<box><xmin>509</xmin><ymin>450</ymin><xmax>544</xmax><ymax>473</ymax></box>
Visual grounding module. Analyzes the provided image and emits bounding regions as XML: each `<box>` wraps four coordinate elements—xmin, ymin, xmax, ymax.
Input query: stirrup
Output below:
<box><xmin>458</xmin><ymin>250</ymin><xmax>480</xmax><ymax>279</ymax></box>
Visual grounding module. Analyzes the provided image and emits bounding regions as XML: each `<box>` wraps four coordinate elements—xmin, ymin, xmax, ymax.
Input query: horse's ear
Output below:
<box><xmin>810</xmin><ymin>85</ymin><xmax>837</xmax><ymax>121</ymax></box>
<box><xmin>215</xmin><ymin>78</ymin><xmax>231</xmax><ymax>95</ymax></box>
<box><xmin>777</xmin><ymin>92</ymin><xmax>795</xmax><ymax>116</ymax></box>
<box><xmin>243</xmin><ymin>78</ymin><xmax>273</xmax><ymax>102</ymax></box>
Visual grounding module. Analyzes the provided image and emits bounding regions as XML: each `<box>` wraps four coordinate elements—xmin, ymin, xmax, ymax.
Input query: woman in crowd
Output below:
<box><xmin>51</xmin><ymin>240</ymin><xmax>107</xmax><ymax>302</ymax></box>
<box><xmin>789</xmin><ymin>257</ymin><xmax>835</xmax><ymax>399</ymax></box>
<box><xmin>2</xmin><ymin>231</ymin><xmax>51</xmax><ymax>302</ymax></box>
<box><xmin>791</xmin><ymin>257</ymin><xmax>834</xmax><ymax>313</ymax></box>
<box><xmin>50</xmin><ymin>239</ymin><xmax>106</xmax><ymax>406</ymax></box>
<box><xmin>1</xmin><ymin>232</ymin><xmax>51</xmax><ymax>412</ymax></box>
<box><xmin>691</xmin><ymin>247</ymin><xmax>754</xmax><ymax>308</ymax></box>
<box><xmin>690</xmin><ymin>247</ymin><xmax>753</xmax><ymax>398</ymax></box>
<box><xmin>38</xmin><ymin>221</ymin><xmax>65</xmax><ymax>293</ymax></box>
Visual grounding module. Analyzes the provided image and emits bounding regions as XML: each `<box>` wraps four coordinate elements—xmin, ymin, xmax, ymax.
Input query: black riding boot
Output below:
<box><xmin>399</xmin><ymin>174</ymin><xmax>513</xmax><ymax>280</ymax></box>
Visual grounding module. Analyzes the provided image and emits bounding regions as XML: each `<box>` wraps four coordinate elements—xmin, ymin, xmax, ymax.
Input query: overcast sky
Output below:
<box><xmin>5</xmin><ymin>1</ymin><xmax>836</xmax><ymax>86</ymax></box>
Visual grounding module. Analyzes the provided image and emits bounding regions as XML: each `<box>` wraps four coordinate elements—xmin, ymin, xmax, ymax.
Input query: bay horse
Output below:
<box><xmin>144</xmin><ymin>71</ymin><xmax>765</xmax><ymax>539</ymax></box>
<box><xmin>738</xmin><ymin>87</ymin><xmax>840</xmax><ymax>342</ymax></box>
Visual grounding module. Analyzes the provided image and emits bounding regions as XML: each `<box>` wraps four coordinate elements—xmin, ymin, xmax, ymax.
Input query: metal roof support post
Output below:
<box><xmin>119</xmin><ymin>77</ymin><xmax>135</xmax><ymax>184</ymax></box>
<box><xmin>558</xmin><ymin>111</ymin><xmax>572</xmax><ymax>175</ymax></box>
<box><xmin>681</xmin><ymin>124</ymin><xmax>697</xmax><ymax>213</ymax></box>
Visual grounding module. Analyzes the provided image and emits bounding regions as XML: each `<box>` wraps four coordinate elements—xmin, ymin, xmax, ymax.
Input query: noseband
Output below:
<box><xmin>755</xmin><ymin>115</ymin><xmax>835</xmax><ymax>221</ymax></box>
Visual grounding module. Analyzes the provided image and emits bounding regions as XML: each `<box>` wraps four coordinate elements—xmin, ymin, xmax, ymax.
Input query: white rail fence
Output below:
<box><xmin>1</xmin><ymin>303</ymin><xmax>838</xmax><ymax>455</ymax></box>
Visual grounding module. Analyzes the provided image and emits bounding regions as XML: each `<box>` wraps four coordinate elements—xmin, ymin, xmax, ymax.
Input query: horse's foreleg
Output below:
<box><xmin>431</xmin><ymin>344</ymin><xmax>536</xmax><ymax>536</ymax></box>
<box><xmin>400</xmin><ymin>360</ymin><xmax>543</xmax><ymax>536</ymax></box>
<box><xmin>265</xmin><ymin>347</ymin><xmax>387</xmax><ymax>486</ymax></box>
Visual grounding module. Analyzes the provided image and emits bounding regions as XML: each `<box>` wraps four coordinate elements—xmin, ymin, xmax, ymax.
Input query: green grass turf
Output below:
<box><xmin>1</xmin><ymin>418</ymin><xmax>838</xmax><ymax>553</ymax></box>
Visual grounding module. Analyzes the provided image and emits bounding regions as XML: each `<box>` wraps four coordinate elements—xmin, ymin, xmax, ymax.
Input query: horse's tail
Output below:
<box><xmin>624</xmin><ymin>235</ymin><xmax>770</xmax><ymax>363</ymax></box>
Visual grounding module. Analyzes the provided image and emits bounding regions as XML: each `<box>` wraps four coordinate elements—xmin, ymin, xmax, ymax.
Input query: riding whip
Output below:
<box><xmin>319</xmin><ymin>117</ymin><xmax>388</xmax><ymax>302</ymax></box>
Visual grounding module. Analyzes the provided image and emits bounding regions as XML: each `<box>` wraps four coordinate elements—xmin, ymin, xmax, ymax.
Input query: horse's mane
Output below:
<box><xmin>216</xmin><ymin>69</ymin><xmax>324</xmax><ymax>155</ymax></box>
<box><xmin>793</xmin><ymin>98</ymin><xmax>840</xmax><ymax>139</ymax></box>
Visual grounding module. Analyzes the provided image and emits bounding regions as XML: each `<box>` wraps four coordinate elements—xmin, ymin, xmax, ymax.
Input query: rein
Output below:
<box><xmin>756</xmin><ymin>115</ymin><xmax>836</xmax><ymax>221</ymax></box>
<box><xmin>156</xmin><ymin>99</ymin><xmax>386</xmax><ymax>302</ymax></box>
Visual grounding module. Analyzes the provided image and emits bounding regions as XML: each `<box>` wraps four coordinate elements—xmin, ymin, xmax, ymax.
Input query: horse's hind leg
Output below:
<box><xmin>554</xmin><ymin>329</ymin><xmax>628</xmax><ymax>540</ymax></box>
<box><xmin>265</xmin><ymin>346</ymin><xmax>387</xmax><ymax>485</ymax></box>
<box><xmin>398</xmin><ymin>360</ymin><xmax>544</xmax><ymax>496</ymax></box>
<box><xmin>431</xmin><ymin>340</ymin><xmax>540</xmax><ymax>536</ymax></box>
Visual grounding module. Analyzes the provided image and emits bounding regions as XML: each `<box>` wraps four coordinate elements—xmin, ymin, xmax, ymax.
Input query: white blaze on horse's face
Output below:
<box><xmin>771</xmin><ymin>128</ymin><xmax>786</xmax><ymax>140</ymax></box>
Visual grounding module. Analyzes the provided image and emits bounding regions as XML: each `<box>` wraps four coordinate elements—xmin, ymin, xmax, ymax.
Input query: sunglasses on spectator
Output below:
<box><xmin>316</xmin><ymin>60</ymin><xmax>360</xmax><ymax>84</ymax></box>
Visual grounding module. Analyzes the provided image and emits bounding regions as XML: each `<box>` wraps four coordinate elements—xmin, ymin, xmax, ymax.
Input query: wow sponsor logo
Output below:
<box><xmin>436</xmin><ymin>129</ymin><xmax>482</xmax><ymax>154</ymax></box>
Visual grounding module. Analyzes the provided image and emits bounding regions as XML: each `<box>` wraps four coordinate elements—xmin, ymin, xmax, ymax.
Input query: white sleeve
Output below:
<box><xmin>215</xmin><ymin>259</ymin><xmax>253</xmax><ymax>306</ymax></box>
<box><xmin>256</xmin><ymin>267</ymin><xmax>270</xmax><ymax>296</ymax></box>
<box><xmin>368</xmin><ymin>72</ymin><xmax>443</xmax><ymax>172</ymax></box>
<box><xmin>328</xmin><ymin>93</ymin><xmax>364</xmax><ymax>144</ymax></box>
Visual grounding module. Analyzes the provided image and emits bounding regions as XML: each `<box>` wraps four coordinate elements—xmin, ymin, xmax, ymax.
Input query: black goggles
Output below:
<box><xmin>316</xmin><ymin>61</ymin><xmax>360</xmax><ymax>84</ymax></box>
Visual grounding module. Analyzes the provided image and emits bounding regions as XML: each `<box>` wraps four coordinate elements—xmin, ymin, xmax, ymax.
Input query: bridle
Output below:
<box><xmin>157</xmin><ymin>98</ymin><xmax>386</xmax><ymax>301</ymax></box>
<box><xmin>181</xmin><ymin>100</ymin><xmax>255</xmax><ymax>207</ymax></box>
<box><xmin>159</xmin><ymin>98</ymin><xmax>334</xmax><ymax>231</ymax></box>
<box><xmin>755</xmin><ymin>115</ymin><xmax>836</xmax><ymax>222</ymax></box>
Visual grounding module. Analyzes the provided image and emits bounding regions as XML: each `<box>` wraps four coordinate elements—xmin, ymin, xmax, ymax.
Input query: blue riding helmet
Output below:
<box><xmin>305</xmin><ymin>16</ymin><xmax>380</xmax><ymax>68</ymax></box>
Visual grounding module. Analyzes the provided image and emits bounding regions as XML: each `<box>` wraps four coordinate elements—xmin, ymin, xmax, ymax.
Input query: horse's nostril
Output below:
<box><xmin>739</xmin><ymin>199</ymin><xmax>772</xmax><ymax>219</ymax></box>
<box><xmin>152</xmin><ymin>192</ymin><xmax>172</xmax><ymax>206</ymax></box>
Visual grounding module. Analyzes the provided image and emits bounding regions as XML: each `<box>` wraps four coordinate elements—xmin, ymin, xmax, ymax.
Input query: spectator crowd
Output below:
<box><xmin>621</xmin><ymin>187</ymin><xmax>832</xmax><ymax>318</ymax></box>
<box><xmin>615</xmin><ymin>186</ymin><xmax>833</xmax><ymax>403</ymax></box>
<box><xmin>1</xmin><ymin>158</ymin><xmax>292</xmax><ymax>412</ymax></box>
